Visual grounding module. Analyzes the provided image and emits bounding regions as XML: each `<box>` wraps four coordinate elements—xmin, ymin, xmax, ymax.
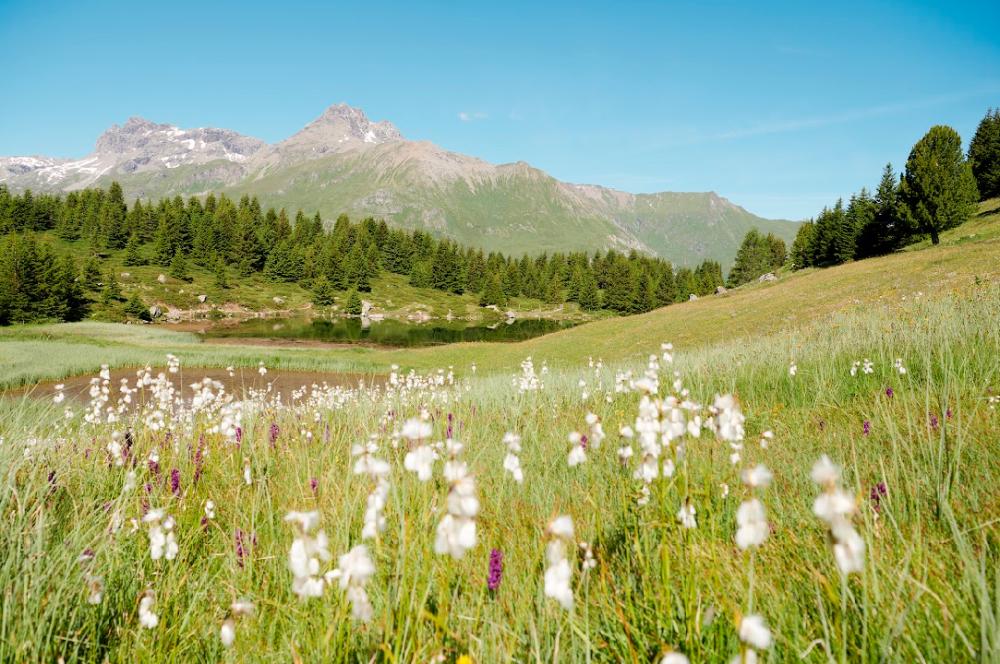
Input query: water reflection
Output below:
<box><xmin>200</xmin><ymin>316</ymin><xmax>577</xmax><ymax>347</ymax></box>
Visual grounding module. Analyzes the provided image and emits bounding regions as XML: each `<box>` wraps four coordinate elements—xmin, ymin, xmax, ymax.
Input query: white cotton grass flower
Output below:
<box><xmin>326</xmin><ymin>544</ymin><xmax>376</xmax><ymax>622</ymax></box>
<box><xmin>579</xmin><ymin>541</ymin><xmax>596</xmax><ymax>571</ymax></box>
<box><xmin>811</xmin><ymin>455</ymin><xmax>865</xmax><ymax>576</ymax></box>
<box><xmin>219</xmin><ymin>599</ymin><xmax>255</xmax><ymax>648</ymax></box>
<box><xmin>894</xmin><ymin>358</ymin><xmax>907</xmax><ymax>375</ymax></box>
<box><xmin>143</xmin><ymin>509</ymin><xmax>178</xmax><ymax>561</ymax></box>
<box><xmin>403</xmin><ymin>444</ymin><xmax>437</xmax><ymax>481</ymax></box>
<box><xmin>676</xmin><ymin>501</ymin><xmax>697</xmax><ymax>529</ymax></box>
<box><xmin>285</xmin><ymin>510</ymin><xmax>331</xmax><ymax>598</ymax></box>
<box><xmin>204</xmin><ymin>499</ymin><xmax>216</xmax><ymax>520</ymax></box>
<box><xmin>502</xmin><ymin>431</ymin><xmax>524</xmax><ymax>484</ymax></box>
<box><xmin>257</xmin><ymin>361</ymin><xmax>267</xmax><ymax>376</ymax></box>
<box><xmin>434</xmin><ymin>442</ymin><xmax>478</xmax><ymax>559</ymax></box>
<box><xmin>138</xmin><ymin>591</ymin><xmax>159</xmax><ymax>629</ymax></box>
<box><xmin>738</xmin><ymin>613</ymin><xmax>773</xmax><ymax>650</ymax></box>
<box><xmin>741</xmin><ymin>464</ymin><xmax>773</xmax><ymax>489</ymax></box>
<box><xmin>53</xmin><ymin>384</ymin><xmax>65</xmax><ymax>404</ymax></box>
<box><xmin>243</xmin><ymin>458</ymin><xmax>252</xmax><ymax>485</ymax></box>
<box><xmin>400</xmin><ymin>417</ymin><xmax>432</xmax><ymax>441</ymax></box>
<box><xmin>567</xmin><ymin>431</ymin><xmax>586</xmax><ymax>467</ymax></box>
<box><xmin>85</xmin><ymin>573</ymin><xmax>104</xmax><ymax>605</ymax></box>
<box><xmin>788</xmin><ymin>362</ymin><xmax>797</xmax><ymax>377</ymax></box>
<box><xmin>735</xmin><ymin>498</ymin><xmax>769</xmax><ymax>550</ymax></box>
<box><xmin>660</xmin><ymin>651</ymin><xmax>690</xmax><ymax>664</ymax></box>
<box><xmin>543</xmin><ymin>515</ymin><xmax>575</xmax><ymax>610</ymax></box>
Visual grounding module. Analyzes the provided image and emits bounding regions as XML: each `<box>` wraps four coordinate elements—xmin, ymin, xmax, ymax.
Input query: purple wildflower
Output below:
<box><xmin>148</xmin><ymin>456</ymin><xmax>160</xmax><ymax>477</ymax></box>
<box><xmin>235</xmin><ymin>426</ymin><xmax>243</xmax><ymax>445</ymax></box>
<box><xmin>885</xmin><ymin>387</ymin><xmax>894</xmax><ymax>399</ymax></box>
<box><xmin>929</xmin><ymin>413</ymin><xmax>939</xmax><ymax>430</ymax></box>
<box><xmin>235</xmin><ymin>529</ymin><xmax>247</xmax><ymax>568</ymax></box>
<box><xmin>580</xmin><ymin>434</ymin><xmax>589</xmax><ymax>450</ymax></box>
<box><xmin>863</xmin><ymin>420</ymin><xmax>871</xmax><ymax>436</ymax></box>
<box><xmin>193</xmin><ymin>445</ymin><xmax>204</xmax><ymax>484</ymax></box>
<box><xmin>869</xmin><ymin>482</ymin><xmax>888</xmax><ymax>512</ymax></box>
<box><xmin>170</xmin><ymin>468</ymin><xmax>181</xmax><ymax>497</ymax></box>
<box><xmin>200</xmin><ymin>515</ymin><xmax>209</xmax><ymax>530</ymax></box>
<box><xmin>487</xmin><ymin>548</ymin><xmax>503</xmax><ymax>591</ymax></box>
<box><xmin>269</xmin><ymin>423</ymin><xmax>280</xmax><ymax>446</ymax></box>
<box><xmin>310</xmin><ymin>477</ymin><xmax>319</xmax><ymax>496</ymax></box>
<box><xmin>946</xmin><ymin>408</ymin><xmax>953</xmax><ymax>420</ymax></box>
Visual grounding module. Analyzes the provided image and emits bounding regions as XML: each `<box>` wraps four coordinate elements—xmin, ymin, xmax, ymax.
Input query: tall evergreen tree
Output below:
<box><xmin>900</xmin><ymin>125</ymin><xmax>979</xmax><ymax>244</ymax></box>
<box><xmin>968</xmin><ymin>108</ymin><xmax>1000</xmax><ymax>200</ymax></box>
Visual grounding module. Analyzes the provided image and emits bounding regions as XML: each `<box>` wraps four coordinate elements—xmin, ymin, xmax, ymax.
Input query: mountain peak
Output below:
<box><xmin>290</xmin><ymin>102</ymin><xmax>403</xmax><ymax>149</ymax></box>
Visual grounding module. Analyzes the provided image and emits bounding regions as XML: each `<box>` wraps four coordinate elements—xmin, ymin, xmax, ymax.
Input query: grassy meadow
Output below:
<box><xmin>0</xmin><ymin>202</ymin><xmax>998</xmax><ymax>662</ymax></box>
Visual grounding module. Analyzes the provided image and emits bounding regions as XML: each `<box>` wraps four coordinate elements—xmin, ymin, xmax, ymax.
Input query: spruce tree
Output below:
<box><xmin>968</xmin><ymin>108</ymin><xmax>1000</xmax><ymax>200</ymax></box>
<box><xmin>169</xmin><ymin>250</ymin><xmax>190</xmax><ymax>282</ymax></box>
<box><xmin>900</xmin><ymin>125</ymin><xmax>979</xmax><ymax>244</ymax></box>
<box><xmin>345</xmin><ymin>289</ymin><xmax>362</xmax><ymax>316</ymax></box>
<box><xmin>101</xmin><ymin>270</ymin><xmax>122</xmax><ymax>304</ymax></box>
<box><xmin>312</xmin><ymin>275</ymin><xmax>335</xmax><ymax>306</ymax></box>
<box><xmin>655</xmin><ymin>267</ymin><xmax>676</xmax><ymax>306</ymax></box>
<box><xmin>124</xmin><ymin>293</ymin><xmax>151</xmax><ymax>321</ymax></box>
<box><xmin>577</xmin><ymin>272</ymin><xmax>601</xmax><ymax>311</ymax></box>
<box><xmin>790</xmin><ymin>222</ymin><xmax>816</xmax><ymax>269</ymax></box>
<box><xmin>479</xmin><ymin>273</ymin><xmax>507</xmax><ymax>307</ymax></box>
<box><xmin>123</xmin><ymin>233</ymin><xmax>145</xmax><ymax>266</ymax></box>
<box><xmin>213</xmin><ymin>255</ymin><xmax>228</xmax><ymax>288</ymax></box>
<box><xmin>99</xmin><ymin>181</ymin><xmax>128</xmax><ymax>249</ymax></box>
<box><xmin>82</xmin><ymin>255</ymin><xmax>103</xmax><ymax>291</ymax></box>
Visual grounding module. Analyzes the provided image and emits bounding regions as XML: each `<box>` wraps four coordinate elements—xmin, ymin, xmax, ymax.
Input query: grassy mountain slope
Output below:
<box><xmin>2</xmin><ymin>200</ymin><xmax>996</xmax><ymax>389</ymax></box>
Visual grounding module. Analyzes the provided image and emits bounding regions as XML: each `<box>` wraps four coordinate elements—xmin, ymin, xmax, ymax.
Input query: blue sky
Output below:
<box><xmin>1</xmin><ymin>0</ymin><xmax>998</xmax><ymax>219</ymax></box>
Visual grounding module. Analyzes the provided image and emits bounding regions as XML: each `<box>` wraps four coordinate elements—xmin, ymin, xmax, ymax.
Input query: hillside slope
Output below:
<box><xmin>1</xmin><ymin>200</ymin><xmax>996</xmax><ymax>389</ymax></box>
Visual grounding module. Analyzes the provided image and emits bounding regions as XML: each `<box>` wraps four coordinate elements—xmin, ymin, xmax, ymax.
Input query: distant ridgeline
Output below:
<box><xmin>0</xmin><ymin>183</ymin><xmax>732</xmax><ymax>325</ymax></box>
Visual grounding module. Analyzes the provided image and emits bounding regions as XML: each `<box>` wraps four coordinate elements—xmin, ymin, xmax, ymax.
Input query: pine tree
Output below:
<box><xmin>655</xmin><ymin>267</ymin><xmax>676</xmax><ymax>306</ymax></box>
<box><xmin>123</xmin><ymin>233</ymin><xmax>145</xmax><ymax>266</ymax></box>
<box><xmin>99</xmin><ymin>181</ymin><xmax>128</xmax><ymax>249</ymax></box>
<box><xmin>577</xmin><ymin>271</ymin><xmax>601</xmax><ymax>311</ymax></box>
<box><xmin>968</xmin><ymin>108</ymin><xmax>1000</xmax><ymax>200</ymax></box>
<box><xmin>345</xmin><ymin>289</ymin><xmax>362</xmax><ymax>316</ymax></box>
<box><xmin>790</xmin><ymin>221</ymin><xmax>816</xmax><ymax>269</ymax></box>
<box><xmin>101</xmin><ymin>269</ymin><xmax>122</xmax><ymax>304</ymax></box>
<box><xmin>409</xmin><ymin>260</ymin><xmax>433</xmax><ymax>288</ymax></box>
<box><xmin>312</xmin><ymin>275</ymin><xmax>335</xmax><ymax>306</ymax></box>
<box><xmin>727</xmin><ymin>229</ymin><xmax>773</xmax><ymax>286</ymax></box>
<box><xmin>479</xmin><ymin>273</ymin><xmax>508</xmax><ymax>307</ymax></box>
<box><xmin>213</xmin><ymin>255</ymin><xmax>228</xmax><ymax>288</ymax></box>
<box><xmin>900</xmin><ymin>125</ymin><xmax>979</xmax><ymax>244</ymax></box>
<box><xmin>82</xmin><ymin>255</ymin><xmax>103</xmax><ymax>291</ymax></box>
<box><xmin>602</xmin><ymin>259</ymin><xmax>634</xmax><ymax>313</ymax></box>
<box><xmin>124</xmin><ymin>293</ymin><xmax>151</xmax><ymax>321</ymax></box>
<box><xmin>544</xmin><ymin>276</ymin><xmax>564</xmax><ymax>304</ymax></box>
<box><xmin>169</xmin><ymin>251</ymin><xmax>190</xmax><ymax>282</ymax></box>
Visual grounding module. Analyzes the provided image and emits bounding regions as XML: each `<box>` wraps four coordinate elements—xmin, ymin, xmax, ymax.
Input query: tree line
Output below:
<box><xmin>788</xmin><ymin>110</ymin><xmax>999</xmax><ymax>271</ymax></box>
<box><xmin>0</xmin><ymin>183</ymin><xmax>730</xmax><ymax>324</ymax></box>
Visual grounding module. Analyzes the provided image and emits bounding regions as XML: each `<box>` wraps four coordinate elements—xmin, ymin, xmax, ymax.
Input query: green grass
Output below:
<box><xmin>4</xmin><ymin>200</ymin><xmax>998</xmax><ymax>391</ymax></box>
<box><xmin>0</xmin><ymin>276</ymin><xmax>998</xmax><ymax>661</ymax></box>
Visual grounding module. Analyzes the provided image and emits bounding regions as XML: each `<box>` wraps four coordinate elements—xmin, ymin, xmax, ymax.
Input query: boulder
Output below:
<box><xmin>148</xmin><ymin>305</ymin><xmax>162</xmax><ymax>319</ymax></box>
<box><xmin>120</xmin><ymin>272</ymin><xmax>131</xmax><ymax>280</ymax></box>
<box><xmin>361</xmin><ymin>300</ymin><xmax>373</xmax><ymax>317</ymax></box>
<box><xmin>688</xmin><ymin>293</ymin><xmax>698</xmax><ymax>301</ymax></box>
<box><xmin>197</xmin><ymin>294</ymin><xmax>208</xmax><ymax>303</ymax></box>
<box><xmin>715</xmin><ymin>286</ymin><xmax>727</xmax><ymax>295</ymax></box>
<box><xmin>758</xmin><ymin>272</ymin><xmax>777</xmax><ymax>283</ymax></box>
<box><xmin>157</xmin><ymin>274</ymin><xmax>167</xmax><ymax>284</ymax></box>
<box><xmin>272</xmin><ymin>296</ymin><xmax>285</xmax><ymax>306</ymax></box>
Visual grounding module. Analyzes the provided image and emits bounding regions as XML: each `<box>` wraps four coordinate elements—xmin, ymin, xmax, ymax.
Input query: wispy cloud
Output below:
<box><xmin>458</xmin><ymin>111</ymin><xmax>488</xmax><ymax>122</ymax></box>
<box><xmin>712</xmin><ymin>86</ymin><xmax>999</xmax><ymax>142</ymax></box>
